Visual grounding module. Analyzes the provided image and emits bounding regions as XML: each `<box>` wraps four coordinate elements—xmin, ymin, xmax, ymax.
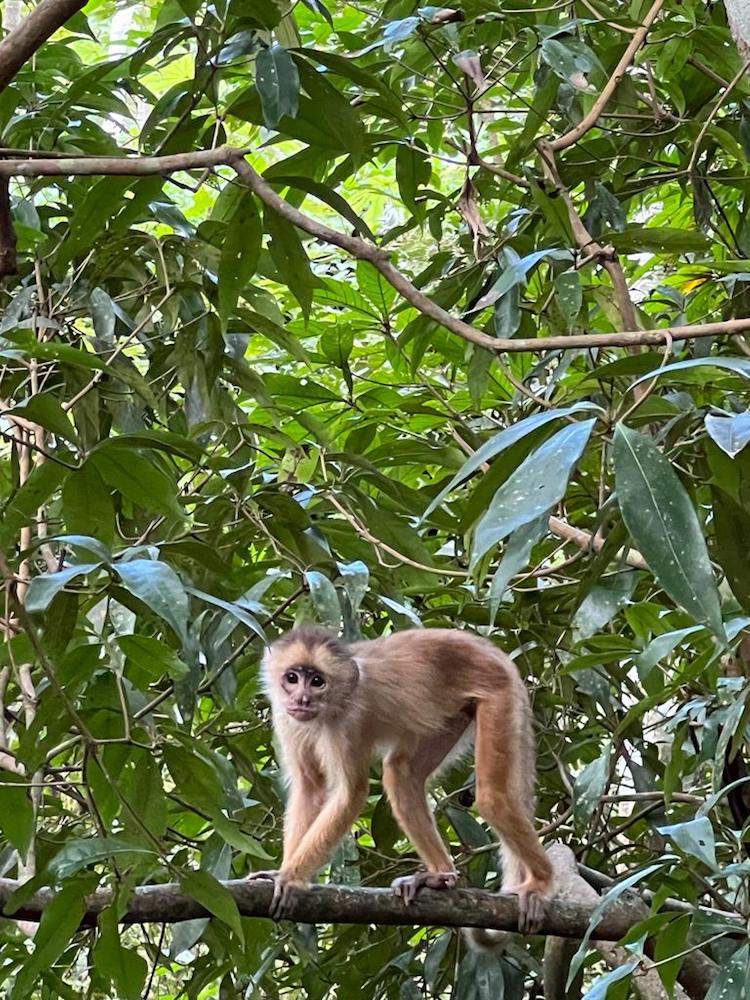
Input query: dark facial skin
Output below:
<box><xmin>282</xmin><ymin>665</ymin><xmax>327</xmax><ymax>721</ymax></box>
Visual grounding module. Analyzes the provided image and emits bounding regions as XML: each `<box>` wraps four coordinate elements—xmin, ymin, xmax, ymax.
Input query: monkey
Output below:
<box><xmin>248</xmin><ymin>626</ymin><xmax>553</xmax><ymax>940</ymax></box>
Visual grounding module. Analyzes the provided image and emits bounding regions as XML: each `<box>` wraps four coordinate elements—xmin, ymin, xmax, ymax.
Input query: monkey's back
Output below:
<box><xmin>350</xmin><ymin>628</ymin><xmax>524</xmax><ymax>738</ymax></box>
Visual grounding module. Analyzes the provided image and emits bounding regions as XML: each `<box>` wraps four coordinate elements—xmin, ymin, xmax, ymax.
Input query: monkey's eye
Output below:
<box><xmin>310</xmin><ymin>674</ymin><xmax>326</xmax><ymax>688</ymax></box>
<box><xmin>285</xmin><ymin>671</ymin><xmax>298</xmax><ymax>684</ymax></box>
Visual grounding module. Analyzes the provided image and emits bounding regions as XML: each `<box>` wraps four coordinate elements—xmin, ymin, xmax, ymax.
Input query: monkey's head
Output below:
<box><xmin>263</xmin><ymin>626</ymin><xmax>359</xmax><ymax>723</ymax></box>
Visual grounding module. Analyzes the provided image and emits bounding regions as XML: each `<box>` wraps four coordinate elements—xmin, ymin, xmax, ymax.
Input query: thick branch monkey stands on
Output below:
<box><xmin>250</xmin><ymin>627</ymin><xmax>553</xmax><ymax>942</ymax></box>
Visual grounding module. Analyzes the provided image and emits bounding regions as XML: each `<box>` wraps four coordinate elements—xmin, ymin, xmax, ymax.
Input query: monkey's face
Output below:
<box><xmin>281</xmin><ymin>665</ymin><xmax>328</xmax><ymax>722</ymax></box>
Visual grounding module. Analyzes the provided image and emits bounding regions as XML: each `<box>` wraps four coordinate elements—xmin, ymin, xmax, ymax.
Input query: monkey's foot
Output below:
<box><xmin>392</xmin><ymin>870</ymin><xmax>459</xmax><ymax>906</ymax></box>
<box><xmin>500</xmin><ymin>882</ymin><xmax>548</xmax><ymax>935</ymax></box>
<box><xmin>245</xmin><ymin>870</ymin><xmax>308</xmax><ymax>919</ymax></box>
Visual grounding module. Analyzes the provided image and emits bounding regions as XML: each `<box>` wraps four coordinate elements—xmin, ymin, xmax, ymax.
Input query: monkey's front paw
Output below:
<box><xmin>392</xmin><ymin>870</ymin><xmax>459</xmax><ymax>905</ymax></box>
<box><xmin>266</xmin><ymin>872</ymin><xmax>309</xmax><ymax>921</ymax></box>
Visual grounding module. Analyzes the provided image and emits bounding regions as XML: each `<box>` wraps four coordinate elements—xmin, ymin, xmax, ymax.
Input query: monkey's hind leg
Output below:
<box><xmin>384</xmin><ymin>714</ymin><xmax>471</xmax><ymax>905</ymax></box>
<box><xmin>474</xmin><ymin>694</ymin><xmax>553</xmax><ymax>934</ymax></box>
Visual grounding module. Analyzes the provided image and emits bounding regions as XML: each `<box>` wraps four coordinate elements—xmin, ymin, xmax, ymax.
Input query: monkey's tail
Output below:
<box><xmin>462</xmin><ymin>844</ymin><xmax>524</xmax><ymax>954</ymax></box>
<box><xmin>462</xmin><ymin>927</ymin><xmax>509</xmax><ymax>954</ymax></box>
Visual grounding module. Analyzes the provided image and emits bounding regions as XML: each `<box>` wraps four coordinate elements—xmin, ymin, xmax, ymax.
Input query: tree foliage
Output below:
<box><xmin>1</xmin><ymin>0</ymin><xmax>750</xmax><ymax>997</ymax></box>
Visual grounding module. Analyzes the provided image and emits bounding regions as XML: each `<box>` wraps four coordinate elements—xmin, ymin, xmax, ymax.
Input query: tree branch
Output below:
<box><xmin>548</xmin><ymin>0</ymin><xmax>665</xmax><ymax>152</ymax></box>
<box><xmin>0</xmin><ymin>876</ymin><xmax>696</xmax><ymax>942</ymax></box>
<box><xmin>0</xmin><ymin>0</ymin><xmax>88</xmax><ymax>94</ymax></box>
<box><xmin>4</xmin><ymin>145</ymin><xmax>750</xmax><ymax>354</ymax></box>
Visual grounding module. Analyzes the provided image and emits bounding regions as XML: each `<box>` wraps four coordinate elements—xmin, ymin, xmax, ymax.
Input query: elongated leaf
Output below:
<box><xmin>637</xmin><ymin>625</ymin><xmax>704</xmax><ymax>676</ymax></box>
<box><xmin>255</xmin><ymin>43</ymin><xmax>299</xmax><ymax>128</ymax></box>
<box><xmin>185</xmin><ymin>586</ymin><xmax>266</xmax><ymax>641</ymax></box>
<box><xmin>179</xmin><ymin>869</ymin><xmax>243</xmax><ymax>937</ymax></box>
<box><xmin>0</xmin><ymin>774</ymin><xmax>34</xmax><ymax>857</ymax></box>
<box><xmin>115</xmin><ymin>559</ymin><xmax>189</xmax><ymax>644</ymax></box>
<box><xmin>582</xmin><ymin>963</ymin><xmax>637</xmax><ymax>1000</ymax></box>
<box><xmin>489</xmin><ymin>515</ymin><xmax>548</xmax><ymax>623</ymax></box>
<box><xmin>613</xmin><ymin>425</ymin><xmax>724</xmax><ymax>638</ymax></box>
<box><xmin>705</xmin><ymin>412</ymin><xmax>750</xmax><ymax>457</ymax></box>
<box><xmin>10</xmin><ymin>880</ymin><xmax>88</xmax><ymax>999</ymax></box>
<box><xmin>705</xmin><ymin>944</ymin><xmax>750</xmax><ymax>1000</ymax></box>
<box><xmin>305</xmin><ymin>570</ymin><xmax>341</xmax><ymax>628</ymax></box>
<box><xmin>26</xmin><ymin>562</ymin><xmax>102</xmax><ymax>614</ymax></box>
<box><xmin>218</xmin><ymin>192</ymin><xmax>261</xmax><ymax>329</ymax></box>
<box><xmin>265</xmin><ymin>204</ymin><xmax>318</xmax><ymax>319</ymax></box>
<box><xmin>94</xmin><ymin>907</ymin><xmax>147</xmax><ymax>1000</ymax></box>
<box><xmin>90</xmin><ymin>449</ymin><xmax>179</xmax><ymax>519</ymax></box>
<box><xmin>50</xmin><ymin>836</ymin><xmax>155</xmax><ymax>879</ymax></box>
<box><xmin>632</xmin><ymin>356</ymin><xmax>750</xmax><ymax>389</ymax></box>
<box><xmin>567</xmin><ymin>863</ymin><xmax>666</xmax><ymax>986</ymax></box>
<box><xmin>574</xmin><ymin>744</ymin><xmax>611</xmax><ymax>824</ymax></box>
<box><xmin>272</xmin><ymin>175</ymin><xmax>374</xmax><ymax>240</ymax></box>
<box><xmin>471</xmin><ymin>419</ymin><xmax>595</xmax><ymax>568</ymax></box>
<box><xmin>9</xmin><ymin>393</ymin><xmax>79</xmax><ymax>445</ymax></box>
<box><xmin>713</xmin><ymin>488</ymin><xmax>750</xmax><ymax>611</ymax></box>
<box><xmin>423</xmin><ymin>403</ymin><xmax>598</xmax><ymax>519</ymax></box>
<box><xmin>0</xmin><ymin>460</ymin><xmax>68</xmax><ymax>549</ymax></box>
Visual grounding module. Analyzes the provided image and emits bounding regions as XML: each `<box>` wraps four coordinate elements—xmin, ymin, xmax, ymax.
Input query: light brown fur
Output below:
<box><xmin>251</xmin><ymin>626</ymin><xmax>553</xmax><ymax>936</ymax></box>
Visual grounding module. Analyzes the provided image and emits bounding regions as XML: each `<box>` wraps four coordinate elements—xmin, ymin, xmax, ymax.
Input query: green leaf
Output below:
<box><xmin>705</xmin><ymin>412</ymin><xmax>750</xmax><ymax>458</ymax></box>
<box><xmin>256</xmin><ymin>43</ymin><xmax>300</xmax><ymax>128</ymax></box>
<box><xmin>61</xmin><ymin>462</ymin><xmax>115</xmax><ymax>544</ymax></box>
<box><xmin>632</xmin><ymin>356</ymin><xmax>750</xmax><ymax>389</ymax></box>
<box><xmin>572</xmin><ymin>573</ymin><xmax>636</xmax><ymax>642</ymax></box>
<box><xmin>357</xmin><ymin>261</ymin><xmax>396</xmax><ymax>314</ymax></box>
<box><xmin>115</xmin><ymin>559</ymin><xmax>189</xmax><ymax>644</ymax></box>
<box><xmin>396</xmin><ymin>142</ymin><xmax>430</xmax><ymax>219</ymax></box>
<box><xmin>179</xmin><ymin>869</ymin><xmax>243</xmax><ymax>937</ymax></box>
<box><xmin>657</xmin><ymin>816</ymin><xmax>717</xmax><ymax>868</ymax></box>
<box><xmin>574</xmin><ymin>744</ymin><xmax>611</xmax><ymax>824</ymax></box>
<box><xmin>26</xmin><ymin>563</ymin><xmax>102</xmax><ymax>614</ymax></box>
<box><xmin>305</xmin><ymin>570</ymin><xmax>341</xmax><ymax>628</ymax></box>
<box><xmin>90</xmin><ymin>449</ymin><xmax>180</xmax><ymax>519</ymax></box>
<box><xmin>49</xmin><ymin>836</ymin><xmax>155</xmax><ymax>879</ymax></box>
<box><xmin>613</xmin><ymin>425</ymin><xmax>724</xmax><ymax>638</ymax></box>
<box><xmin>636</xmin><ymin>625</ymin><xmax>704</xmax><ymax>676</ymax></box>
<box><xmin>582</xmin><ymin>963</ymin><xmax>637</xmax><ymax>1000</ymax></box>
<box><xmin>567</xmin><ymin>863</ymin><xmax>667</xmax><ymax>986</ymax></box>
<box><xmin>272</xmin><ymin>175</ymin><xmax>375</xmax><ymax>241</ymax></box>
<box><xmin>116</xmin><ymin>634</ymin><xmax>189</xmax><ymax>681</ymax></box>
<box><xmin>218</xmin><ymin>192</ymin><xmax>261</xmax><ymax>330</ymax></box>
<box><xmin>489</xmin><ymin>515</ymin><xmax>547</xmax><ymax>623</ymax></box>
<box><xmin>55</xmin><ymin>177</ymin><xmax>135</xmax><ymax>266</ymax></box>
<box><xmin>0</xmin><ymin>459</ymin><xmax>68</xmax><ymax>549</ymax></box>
<box><xmin>555</xmin><ymin>269</ymin><xmax>582</xmax><ymax>326</ymax></box>
<box><xmin>713</xmin><ymin>488</ymin><xmax>750</xmax><ymax>611</ymax></box>
<box><xmin>185</xmin><ymin>586</ymin><xmax>266</xmax><ymax>641</ymax></box>
<box><xmin>93</xmin><ymin>907</ymin><xmax>148</xmax><ymax>1000</ymax></box>
<box><xmin>0</xmin><ymin>774</ymin><xmax>35</xmax><ymax>858</ymax></box>
<box><xmin>422</xmin><ymin>403</ymin><xmax>598</xmax><ymax>519</ymax></box>
<box><xmin>705</xmin><ymin>943</ymin><xmax>750</xmax><ymax>1000</ymax></box>
<box><xmin>265</xmin><ymin>203</ymin><xmax>318</xmax><ymax>319</ymax></box>
<box><xmin>471</xmin><ymin>419</ymin><xmax>596</xmax><ymax>568</ymax></box>
<box><xmin>212</xmin><ymin>813</ymin><xmax>271</xmax><ymax>860</ymax></box>
<box><xmin>10</xmin><ymin>879</ymin><xmax>88</xmax><ymax>999</ymax></box>
<box><xmin>9</xmin><ymin>393</ymin><xmax>79</xmax><ymax>445</ymax></box>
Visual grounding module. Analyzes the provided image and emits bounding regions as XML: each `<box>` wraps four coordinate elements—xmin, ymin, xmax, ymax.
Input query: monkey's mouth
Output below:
<box><xmin>287</xmin><ymin>705</ymin><xmax>318</xmax><ymax>721</ymax></box>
